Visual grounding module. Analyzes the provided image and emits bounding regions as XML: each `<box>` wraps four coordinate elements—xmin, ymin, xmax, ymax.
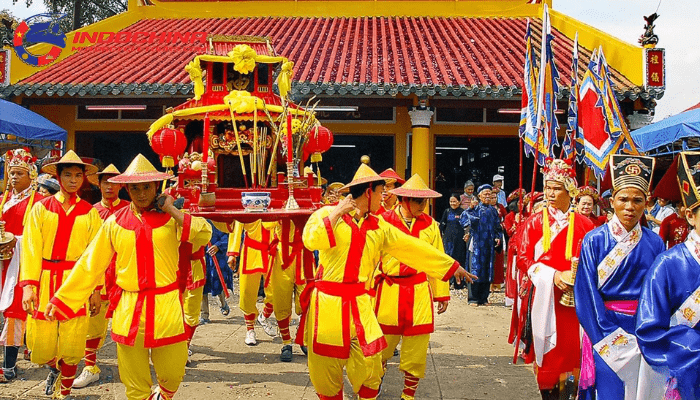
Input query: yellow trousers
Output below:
<box><xmin>381</xmin><ymin>334</ymin><xmax>431</xmax><ymax>379</ymax></box>
<box><xmin>183</xmin><ymin>286</ymin><xmax>204</xmax><ymax>327</ymax></box>
<box><xmin>270</xmin><ymin>261</ymin><xmax>303</xmax><ymax>343</ymax></box>
<box><xmin>27</xmin><ymin>315</ymin><xmax>89</xmax><ymax>366</ymax></box>
<box><xmin>86</xmin><ymin>301</ymin><xmax>110</xmax><ymax>340</ymax></box>
<box><xmin>308</xmin><ymin>337</ymin><xmax>384</xmax><ymax>399</ymax></box>
<box><xmin>116</xmin><ymin>320</ymin><xmax>188</xmax><ymax>400</ymax></box>
<box><xmin>238</xmin><ymin>272</ymin><xmax>273</xmax><ymax>317</ymax></box>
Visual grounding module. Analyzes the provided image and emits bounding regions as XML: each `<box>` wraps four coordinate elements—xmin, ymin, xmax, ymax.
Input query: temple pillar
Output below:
<box><xmin>408</xmin><ymin>106</ymin><xmax>434</xmax><ymax>184</ymax></box>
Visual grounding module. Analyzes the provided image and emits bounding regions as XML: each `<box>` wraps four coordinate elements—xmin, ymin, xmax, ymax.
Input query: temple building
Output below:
<box><xmin>1</xmin><ymin>0</ymin><xmax>664</xmax><ymax>213</ymax></box>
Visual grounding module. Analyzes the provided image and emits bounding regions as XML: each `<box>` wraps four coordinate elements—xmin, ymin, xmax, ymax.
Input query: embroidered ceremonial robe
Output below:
<box><xmin>506</xmin><ymin>212</ymin><xmax>526</xmax><ymax>344</ymax></box>
<box><xmin>375</xmin><ymin>209</ymin><xmax>450</xmax><ymax>336</ymax></box>
<box><xmin>227</xmin><ymin>220</ymin><xmax>279</xmax><ymax>275</ymax></box>
<box><xmin>636</xmin><ymin>230</ymin><xmax>700</xmax><ymax>400</ymax></box>
<box><xmin>460</xmin><ymin>203</ymin><xmax>501</xmax><ymax>282</ymax></box>
<box><xmin>575</xmin><ymin>216</ymin><xmax>666</xmax><ymax>400</ymax></box>
<box><xmin>517</xmin><ymin>207</ymin><xmax>594</xmax><ymax>390</ymax></box>
<box><xmin>19</xmin><ymin>192</ymin><xmax>102</xmax><ymax>320</ymax></box>
<box><xmin>93</xmin><ymin>198</ymin><xmax>130</xmax><ymax>301</ymax></box>
<box><xmin>49</xmin><ymin>206</ymin><xmax>212</xmax><ymax>347</ymax></box>
<box><xmin>300</xmin><ymin>206</ymin><xmax>459</xmax><ymax>359</ymax></box>
<box><xmin>0</xmin><ymin>188</ymin><xmax>42</xmax><ymax>320</ymax></box>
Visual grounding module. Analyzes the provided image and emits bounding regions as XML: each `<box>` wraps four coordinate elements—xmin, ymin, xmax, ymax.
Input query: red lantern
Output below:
<box><xmin>151</xmin><ymin>127</ymin><xmax>187</xmax><ymax>168</ymax></box>
<box><xmin>305</xmin><ymin>125</ymin><xmax>334</xmax><ymax>163</ymax></box>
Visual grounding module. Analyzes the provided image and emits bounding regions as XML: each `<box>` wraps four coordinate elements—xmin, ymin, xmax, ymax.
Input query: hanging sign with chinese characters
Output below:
<box><xmin>645</xmin><ymin>48</ymin><xmax>665</xmax><ymax>89</ymax></box>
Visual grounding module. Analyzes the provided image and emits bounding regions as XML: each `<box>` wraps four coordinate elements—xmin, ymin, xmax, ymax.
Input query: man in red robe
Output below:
<box><xmin>517</xmin><ymin>158</ymin><xmax>595</xmax><ymax>399</ymax></box>
<box><xmin>658</xmin><ymin>205</ymin><xmax>689</xmax><ymax>249</ymax></box>
<box><xmin>0</xmin><ymin>149</ymin><xmax>42</xmax><ymax>382</ymax></box>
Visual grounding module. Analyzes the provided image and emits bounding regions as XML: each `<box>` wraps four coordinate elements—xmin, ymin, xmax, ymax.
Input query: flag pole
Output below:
<box><xmin>519</xmin><ymin>136</ymin><xmax>524</xmax><ymax>214</ymax></box>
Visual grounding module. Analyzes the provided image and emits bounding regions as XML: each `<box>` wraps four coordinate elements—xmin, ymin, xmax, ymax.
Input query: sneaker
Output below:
<box><xmin>199</xmin><ymin>317</ymin><xmax>210</xmax><ymax>325</ymax></box>
<box><xmin>257</xmin><ymin>314</ymin><xmax>277</xmax><ymax>337</ymax></box>
<box><xmin>220</xmin><ymin>303</ymin><xmax>230</xmax><ymax>316</ymax></box>
<box><xmin>45</xmin><ymin>370</ymin><xmax>59</xmax><ymax>396</ymax></box>
<box><xmin>0</xmin><ymin>367</ymin><xmax>16</xmax><ymax>383</ymax></box>
<box><xmin>245</xmin><ymin>329</ymin><xmax>257</xmax><ymax>346</ymax></box>
<box><xmin>280</xmin><ymin>344</ymin><xmax>293</xmax><ymax>362</ymax></box>
<box><xmin>73</xmin><ymin>366</ymin><xmax>100</xmax><ymax>388</ymax></box>
<box><xmin>300</xmin><ymin>345</ymin><xmax>308</xmax><ymax>356</ymax></box>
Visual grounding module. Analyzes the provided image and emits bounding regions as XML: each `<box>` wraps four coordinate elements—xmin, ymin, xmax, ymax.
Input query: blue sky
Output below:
<box><xmin>6</xmin><ymin>0</ymin><xmax>698</xmax><ymax>120</ymax></box>
<box><xmin>557</xmin><ymin>0</ymin><xmax>700</xmax><ymax>120</ymax></box>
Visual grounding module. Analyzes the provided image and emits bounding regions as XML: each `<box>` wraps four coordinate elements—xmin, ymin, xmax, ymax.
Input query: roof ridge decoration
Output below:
<box><xmin>207</xmin><ymin>34</ymin><xmax>272</xmax><ymax>44</ymax></box>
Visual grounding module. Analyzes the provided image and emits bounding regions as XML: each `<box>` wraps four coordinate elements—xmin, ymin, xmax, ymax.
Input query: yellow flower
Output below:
<box><xmin>224</xmin><ymin>90</ymin><xmax>258</xmax><ymax>114</ymax></box>
<box><xmin>230</xmin><ymin>45</ymin><xmax>257</xmax><ymax>75</ymax></box>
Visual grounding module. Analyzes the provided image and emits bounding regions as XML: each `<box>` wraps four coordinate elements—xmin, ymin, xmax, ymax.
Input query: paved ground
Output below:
<box><xmin>0</xmin><ymin>287</ymin><xmax>540</xmax><ymax>400</ymax></box>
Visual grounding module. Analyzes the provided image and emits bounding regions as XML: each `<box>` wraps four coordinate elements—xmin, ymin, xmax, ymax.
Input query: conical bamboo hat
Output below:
<box><xmin>108</xmin><ymin>154</ymin><xmax>173</xmax><ymax>184</ymax></box>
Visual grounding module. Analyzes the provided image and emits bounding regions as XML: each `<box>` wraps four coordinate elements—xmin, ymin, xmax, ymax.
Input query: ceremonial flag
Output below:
<box><xmin>534</xmin><ymin>3</ymin><xmax>560</xmax><ymax>166</ymax></box>
<box><xmin>598</xmin><ymin>47</ymin><xmax>629</xmax><ymax>138</ymax></box>
<box><xmin>577</xmin><ymin>49</ymin><xmax>623</xmax><ymax>177</ymax></box>
<box><xmin>520</xmin><ymin>19</ymin><xmax>539</xmax><ymax>158</ymax></box>
<box><xmin>562</xmin><ymin>32</ymin><xmax>579</xmax><ymax>161</ymax></box>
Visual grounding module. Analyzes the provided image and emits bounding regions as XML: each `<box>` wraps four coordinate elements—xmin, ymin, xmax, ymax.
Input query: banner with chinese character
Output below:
<box><xmin>646</xmin><ymin>48</ymin><xmax>665</xmax><ymax>89</ymax></box>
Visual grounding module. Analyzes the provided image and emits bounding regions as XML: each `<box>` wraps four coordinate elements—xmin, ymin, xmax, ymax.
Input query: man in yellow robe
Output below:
<box><xmin>300</xmin><ymin>164</ymin><xmax>474</xmax><ymax>400</ymax></box>
<box><xmin>20</xmin><ymin>150</ymin><xmax>102</xmax><ymax>399</ymax></box>
<box><xmin>180</xmin><ymin>237</ymin><xmax>207</xmax><ymax>364</ymax></box>
<box><xmin>44</xmin><ymin>154</ymin><xmax>212</xmax><ymax>400</ymax></box>
<box><xmin>376</xmin><ymin>174</ymin><xmax>451</xmax><ymax>400</ymax></box>
<box><xmin>271</xmin><ymin>218</ymin><xmax>314</xmax><ymax>361</ymax></box>
<box><xmin>227</xmin><ymin>220</ymin><xmax>277</xmax><ymax>346</ymax></box>
<box><xmin>74</xmin><ymin>164</ymin><xmax>129</xmax><ymax>389</ymax></box>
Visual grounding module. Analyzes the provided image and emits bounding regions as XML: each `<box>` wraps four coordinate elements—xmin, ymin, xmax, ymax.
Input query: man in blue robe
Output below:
<box><xmin>460</xmin><ymin>184</ymin><xmax>501</xmax><ymax>305</ymax></box>
<box><xmin>575</xmin><ymin>154</ymin><xmax>666</xmax><ymax>400</ymax></box>
<box><xmin>636</xmin><ymin>151</ymin><xmax>700</xmax><ymax>400</ymax></box>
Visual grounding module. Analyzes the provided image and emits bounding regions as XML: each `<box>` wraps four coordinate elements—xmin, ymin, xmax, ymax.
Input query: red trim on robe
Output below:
<box><xmin>322</xmin><ymin>216</ymin><xmax>336</xmax><ymax>248</ymax></box>
<box><xmin>180</xmin><ymin>213</ymin><xmax>192</xmax><ymax>243</ymax></box>
<box><xmin>109</xmin><ymin>208</ymin><xmax>182</xmax><ymax>347</ymax></box>
<box><xmin>441</xmin><ymin>261</ymin><xmax>460</xmax><ymax>282</ymax></box>
<box><xmin>341</xmin><ymin>214</ymin><xmax>379</xmax><ymax>283</ymax></box>
<box><xmin>241</xmin><ymin>228</ymin><xmax>278</xmax><ymax>275</ymax></box>
<box><xmin>49</xmin><ymin>295</ymin><xmax>77</xmax><ymax>320</ymax></box>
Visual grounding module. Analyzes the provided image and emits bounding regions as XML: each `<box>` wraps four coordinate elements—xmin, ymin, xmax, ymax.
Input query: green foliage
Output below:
<box><xmin>10</xmin><ymin>0</ymin><xmax>127</xmax><ymax>29</ymax></box>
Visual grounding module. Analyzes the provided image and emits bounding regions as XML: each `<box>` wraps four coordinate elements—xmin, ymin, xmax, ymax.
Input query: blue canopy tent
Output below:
<box><xmin>631</xmin><ymin>104</ymin><xmax>700</xmax><ymax>155</ymax></box>
<box><xmin>0</xmin><ymin>99</ymin><xmax>66</xmax><ymax>153</ymax></box>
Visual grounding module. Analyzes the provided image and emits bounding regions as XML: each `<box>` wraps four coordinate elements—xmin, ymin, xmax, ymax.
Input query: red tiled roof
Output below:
<box><xmin>10</xmin><ymin>17</ymin><xmax>644</xmax><ymax>99</ymax></box>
